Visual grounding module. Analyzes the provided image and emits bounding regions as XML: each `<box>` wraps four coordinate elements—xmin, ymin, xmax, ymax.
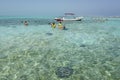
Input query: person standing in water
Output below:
<box><xmin>50</xmin><ymin>22</ymin><xmax>56</xmax><ymax>29</ymax></box>
<box><xmin>24</xmin><ymin>21</ymin><xmax>28</xmax><ymax>26</ymax></box>
<box><xmin>58</xmin><ymin>22</ymin><xmax>66</xmax><ymax>30</ymax></box>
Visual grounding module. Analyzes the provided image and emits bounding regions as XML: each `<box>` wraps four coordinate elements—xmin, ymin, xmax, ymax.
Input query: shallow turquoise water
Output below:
<box><xmin>0</xmin><ymin>17</ymin><xmax>120</xmax><ymax>80</ymax></box>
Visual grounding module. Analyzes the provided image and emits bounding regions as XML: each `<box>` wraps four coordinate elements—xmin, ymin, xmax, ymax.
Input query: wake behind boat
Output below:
<box><xmin>55</xmin><ymin>13</ymin><xmax>83</xmax><ymax>22</ymax></box>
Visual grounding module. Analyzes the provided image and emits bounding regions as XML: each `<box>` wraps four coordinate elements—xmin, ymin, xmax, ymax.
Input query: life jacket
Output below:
<box><xmin>58</xmin><ymin>23</ymin><xmax>62</xmax><ymax>26</ymax></box>
<box><xmin>58</xmin><ymin>23</ymin><xmax>64</xmax><ymax>30</ymax></box>
<box><xmin>51</xmin><ymin>23</ymin><xmax>56</xmax><ymax>28</ymax></box>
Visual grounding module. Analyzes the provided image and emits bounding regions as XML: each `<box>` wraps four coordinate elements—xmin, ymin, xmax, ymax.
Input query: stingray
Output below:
<box><xmin>55</xmin><ymin>67</ymin><xmax>73</xmax><ymax>78</ymax></box>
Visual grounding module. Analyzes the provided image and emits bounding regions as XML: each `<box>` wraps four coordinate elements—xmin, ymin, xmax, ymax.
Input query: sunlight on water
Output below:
<box><xmin>0</xmin><ymin>17</ymin><xmax>120</xmax><ymax>80</ymax></box>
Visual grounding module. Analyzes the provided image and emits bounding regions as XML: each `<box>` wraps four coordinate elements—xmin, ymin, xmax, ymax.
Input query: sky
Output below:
<box><xmin>0</xmin><ymin>0</ymin><xmax>120</xmax><ymax>16</ymax></box>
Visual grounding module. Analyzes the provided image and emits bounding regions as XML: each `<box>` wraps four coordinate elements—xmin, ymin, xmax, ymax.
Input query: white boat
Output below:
<box><xmin>55</xmin><ymin>13</ymin><xmax>83</xmax><ymax>22</ymax></box>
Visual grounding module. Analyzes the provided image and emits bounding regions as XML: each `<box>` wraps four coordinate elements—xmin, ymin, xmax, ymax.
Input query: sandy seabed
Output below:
<box><xmin>0</xmin><ymin>17</ymin><xmax>120</xmax><ymax>80</ymax></box>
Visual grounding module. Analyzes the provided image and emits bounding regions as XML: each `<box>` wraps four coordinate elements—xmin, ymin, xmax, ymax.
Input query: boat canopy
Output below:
<box><xmin>64</xmin><ymin>13</ymin><xmax>75</xmax><ymax>15</ymax></box>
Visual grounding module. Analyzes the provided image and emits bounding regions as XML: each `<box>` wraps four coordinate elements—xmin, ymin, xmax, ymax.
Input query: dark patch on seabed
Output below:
<box><xmin>46</xmin><ymin>32</ymin><xmax>53</xmax><ymax>35</ymax></box>
<box><xmin>80</xmin><ymin>44</ymin><xmax>86</xmax><ymax>47</ymax></box>
<box><xmin>55</xmin><ymin>67</ymin><xmax>73</xmax><ymax>78</ymax></box>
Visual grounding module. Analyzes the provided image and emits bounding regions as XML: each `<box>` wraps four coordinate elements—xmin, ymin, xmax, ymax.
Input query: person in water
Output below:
<box><xmin>58</xmin><ymin>22</ymin><xmax>66</xmax><ymax>30</ymax></box>
<box><xmin>51</xmin><ymin>22</ymin><xmax>56</xmax><ymax>28</ymax></box>
<box><xmin>24</xmin><ymin>21</ymin><xmax>28</xmax><ymax>26</ymax></box>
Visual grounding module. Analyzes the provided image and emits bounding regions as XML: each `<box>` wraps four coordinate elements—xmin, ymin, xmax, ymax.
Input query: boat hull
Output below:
<box><xmin>54</xmin><ymin>18</ymin><xmax>63</xmax><ymax>22</ymax></box>
<box><xmin>54</xmin><ymin>18</ymin><xmax>82</xmax><ymax>22</ymax></box>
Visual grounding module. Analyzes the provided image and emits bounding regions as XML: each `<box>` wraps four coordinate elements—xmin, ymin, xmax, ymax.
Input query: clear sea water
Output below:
<box><xmin>0</xmin><ymin>16</ymin><xmax>120</xmax><ymax>80</ymax></box>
